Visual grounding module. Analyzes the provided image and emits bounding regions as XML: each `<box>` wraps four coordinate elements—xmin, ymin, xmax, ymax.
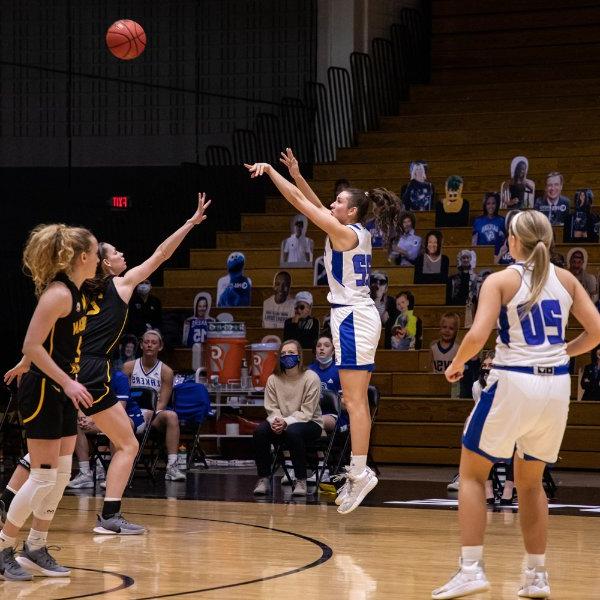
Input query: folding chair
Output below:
<box><xmin>126</xmin><ymin>387</ymin><xmax>160</xmax><ymax>487</ymax></box>
<box><xmin>0</xmin><ymin>384</ymin><xmax>27</xmax><ymax>465</ymax></box>
<box><xmin>172</xmin><ymin>380</ymin><xmax>210</xmax><ymax>469</ymax></box>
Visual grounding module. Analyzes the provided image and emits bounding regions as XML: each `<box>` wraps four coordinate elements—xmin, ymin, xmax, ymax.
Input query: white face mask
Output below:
<box><xmin>316</xmin><ymin>355</ymin><xmax>333</xmax><ymax>367</ymax></box>
<box><xmin>137</xmin><ymin>283</ymin><xmax>151</xmax><ymax>295</ymax></box>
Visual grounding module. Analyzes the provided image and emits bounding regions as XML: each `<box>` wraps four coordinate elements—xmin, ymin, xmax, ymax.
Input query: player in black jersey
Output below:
<box><xmin>0</xmin><ymin>224</ymin><xmax>98</xmax><ymax>580</ymax></box>
<box><xmin>3</xmin><ymin>194</ymin><xmax>211</xmax><ymax>544</ymax></box>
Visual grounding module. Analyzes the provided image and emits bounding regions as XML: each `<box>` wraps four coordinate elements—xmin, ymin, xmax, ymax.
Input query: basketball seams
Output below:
<box><xmin>106</xmin><ymin>19</ymin><xmax>145</xmax><ymax>60</ymax></box>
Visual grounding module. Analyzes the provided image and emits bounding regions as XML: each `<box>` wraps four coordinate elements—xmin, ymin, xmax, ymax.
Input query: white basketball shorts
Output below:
<box><xmin>462</xmin><ymin>367</ymin><xmax>570</xmax><ymax>464</ymax></box>
<box><xmin>330</xmin><ymin>303</ymin><xmax>381</xmax><ymax>371</ymax></box>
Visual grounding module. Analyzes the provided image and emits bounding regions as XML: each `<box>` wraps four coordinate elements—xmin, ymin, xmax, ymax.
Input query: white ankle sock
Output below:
<box><xmin>27</xmin><ymin>527</ymin><xmax>48</xmax><ymax>551</ymax></box>
<box><xmin>461</xmin><ymin>545</ymin><xmax>483</xmax><ymax>565</ymax></box>
<box><xmin>0</xmin><ymin>531</ymin><xmax>16</xmax><ymax>550</ymax></box>
<box><xmin>350</xmin><ymin>455</ymin><xmax>367</xmax><ymax>476</ymax></box>
<box><xmin>79</xmin><ymin>461</ymin><xmax>91</xmax><ymax>475</ymax></box>
<box><xmin>167</xmin><ymin>454</ymin><xmax>178</xmax><ymax>467</ymax></box>
<box><xmin>526</xmin><ymin>553</ymin><xmax>545</xmax><ymax>569</ymax></box>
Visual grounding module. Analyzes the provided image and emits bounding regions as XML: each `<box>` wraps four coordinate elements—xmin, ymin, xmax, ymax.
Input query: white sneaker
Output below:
<box><xmin>67</xmin><ymin>471</ymin><xmax>94</xmax><ymax>489</ymax></box>
<box><xmin>447</xmin><ymin>474</ymin><xmax>460</xmax><ymax>492</ymax></box>
<box><xmin>336</xmin><ymin>467</ymin><xmax>378</xmax><ymax>514</ymax></box>
<box><xmin>165</xmin><ymin>465</ymin><xmax>186</xmax><ymax>481</ymax></box>
<box><xmin>332</xmin><ymin>466</ymin><xmax>353</xmax><ymax>506</ymax></box>
<box><xmin>100</xmin><ymin>481</ymin><xmax>106</xmax><ymax>490</ymax></box>
<box><xmin>281</xmin><ymin>468</ymin><xmax>295</xmax><ymax>485</ymax></box>
<box><xmin>95</xmin><ymin>460</ymin><xmax>106</xmax><ymax>482</ymax></box>
<box><xmin>518</xmin><ymin>567</ymin><xmax>550</xmax><ymax>598</ymax></box>
<box><xmin>432</xmin><ymin>559</ymin><xmax>490</xmax><ymax>599</ymax></box>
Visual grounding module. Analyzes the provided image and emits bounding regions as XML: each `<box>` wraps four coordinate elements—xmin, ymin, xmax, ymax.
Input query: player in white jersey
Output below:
<box><xmin>246</xmin><ymin>149</ymin><xmax>402</xmax><ymax>514</ymax></box>
<box><xmin>432</xmin><ymin>210</ymin><xmax>600</xmax><ymax>599</ymax></box>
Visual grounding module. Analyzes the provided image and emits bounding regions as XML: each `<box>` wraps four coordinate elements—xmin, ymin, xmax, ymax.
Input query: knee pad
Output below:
<box><xmin>18</xmin><ymin>454</ymin><xmax>31</xmax><ymax>471</ymax></box>
<box><xmin>32</xmin><ymin>455</ymin><xmax>72</xmax><ymax>521</ymax></box>
<box><xmin>6</xmin><ymin>468</ymin><xmax>57</xmax><ymax>529</ymax></box>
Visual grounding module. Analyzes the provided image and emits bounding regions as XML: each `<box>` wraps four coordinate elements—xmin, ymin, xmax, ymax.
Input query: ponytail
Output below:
<box><xmin>368</xmin><ymin>187</ymin><xmax>403</xmax><ymax>250</ymax></box>
<box><xmin>23</xmin><ymin>223</ymin><xmax>94</xmax><ymax>296</ymax></box>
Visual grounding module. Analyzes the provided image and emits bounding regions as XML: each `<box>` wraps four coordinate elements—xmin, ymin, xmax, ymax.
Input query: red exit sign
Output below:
<box><xmin>109</xmin><ymin>195</ymin><xmax>130</xmax><ymax>210</ymax></box>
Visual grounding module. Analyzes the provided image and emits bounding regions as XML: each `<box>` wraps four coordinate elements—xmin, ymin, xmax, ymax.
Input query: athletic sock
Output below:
<box><xmin>26</xmin><ymin>527</ymin><xmax>48</xmax><ymax>551</ymax></box>
<box><xmin>349</xmin><ymin>455</ymin><xmax>367</xmax><ymax>476</ymax></box>
<box><xmin>167</xmin><ymin>454</ymin><xmax>178</xmax><ymax>467</ymax></box>
<box><xmin>0</xmin><ymin>530</ymin><xmax>16</xmax><ymax>550</ymax></box>
<box><xmin>1</xmin><ymin>487</ymin><xmax>16</xmax><ymax>511</ymax></box>
<box><xmin>78</xmin><ymin>461</ymin><xmax>91</xmax><ymax>475</ymax></box>
<box><xmin>461</xmin><ymin>545</ymin><xmax>484</xmax><ymax>566</ymax></box>
<box><xmin>102</xmin><ymin>499</ymin><xmax>122</xmax><ymax>520</ymax></box>
<box><xmin>526</xmin><ymin>553</ymin><xmax>545</xmax><ymax>569</ymax></box>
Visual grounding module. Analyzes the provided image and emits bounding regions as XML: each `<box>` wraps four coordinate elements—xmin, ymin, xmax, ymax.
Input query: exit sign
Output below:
<box><xmin>109</xmin><ymin>195</ymin><xmax>130</xmax><ymax>210</ymax></box>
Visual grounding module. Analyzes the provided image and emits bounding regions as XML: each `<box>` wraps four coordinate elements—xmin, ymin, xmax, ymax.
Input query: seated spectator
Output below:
<box><xmin>122</xmin><ymin>330</ymin><xmax>186</xmax><ymax>481</ymax></box>
<box><xmin>217</xmin><ymin>251</ymin><xmax>252</xmax><ymax>307</ymax></box>
<box><xmin>390</xmin><ymin>211</ymin><xmax>422</xmax><ymax>266</ymax></box>
<box><xmin>262</xmin><ymin>271</ymin><xmax>295</xmax><ymax>328</ymax></box>
<box><xmin>369</xmin><ymin>271</ymin><xmax>398</xmax><ymax>348</ymax></box>
<box><xmin>308</xmin><ymin>335</ymin><xmax>344</xmax><ymax>433</ymax></box>
<box><xmin>414</xmin><ymin>230</ymin><xmax>450</xmax><ymax>285</ymax></box>
<box><xmin>565</xmin><ymin>188</ymin><xmax>599</xmax><ymax>242</ymax></box>
<box><xmin>401</xmin><ymin>160</ymin><xmax>435</xmax><ymax>211</ymax></box>
<box><xmin>280</xmin><ymin>214</ymin><xmax>314</xmax><ymax>267</ymax></box>
<box><xmin>430</xmin><ymin>313</ymin><xmax>460</xmax><ymax>374</ymax></box>
<box><xmin>472</xmin><ymin>192</ymin><xmax>505</xmax><ymax>253</ymax></box>
<box><xmin>447</xmin><ymin>249</ymin><xmax>478</xmax><ymax>305</ymax></box>
<box><xmin>283</xmin><ymin>291</ymin><xmax>320</xmax><ymax>349</ymax></box>
<box><xmin>534</xmin><ymin>171</ymin><xmax>570</xmax><ymax>225</ymax></box>
<box><xmin>435</xmin><ymin>175</ymin><xmax>470</xmax><ymax>227</ymax></box>
<box><xmin>550</xmin><ymin>245</ymin><xmax>566</xmax><ymax>269</ymax></box>
<box><xmin>127</xmin><ymin>279</ymin><xmax>162</xmax><ymax>337</ymax></box>
<box><xmin>252</xmin><ymin>339</ymin><xmax>323</xmax><ymax>496</ymax></box>
<box><xmin>182</xmin><ymin>292</ymin><xmax>215</xmax><ymax>347</ymax></box>
<box><xmin>365</xmin><ymin>188</ymin><xmax>402</xmax><ymax>250</ymax></box>
<box><xmin>495</xmin><ymin>210</ymin><xmax>520</xmax><ymax>265</ymax></box>
<box><xmin>112</xmin><ymin>333</ymin><xmax>138</xmax><ymax>371</ymax></box>
<box><xmin>567</xmin><ymin>247</ymin><xmax>598</xmax><ymax>302</ymax></box>
<box><xmin>500</xmin><ymin>156</ymin><xmax>535</xmax><ymax>209</ymax></box>
<box><xmin>581</xmin><ymin>344</ymin><xmax>600</xmax><ymax>401</ymax></box>
<box><xmin>391</xmin><ymin>291</ymin><xmax>420</xmax><ymax>350</ymax></box>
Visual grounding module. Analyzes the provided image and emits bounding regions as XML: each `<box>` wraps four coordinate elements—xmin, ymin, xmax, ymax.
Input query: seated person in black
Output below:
<box><xmin>283</xmin><ymin>291</ymin><xmax>320</xmax><ymax>350</ymax></box>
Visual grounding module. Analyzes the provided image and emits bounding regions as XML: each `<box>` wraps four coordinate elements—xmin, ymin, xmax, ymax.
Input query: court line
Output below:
<box><xmin>49</xmin><ymin>565</ymin><xmax>134</xmax><ymax>600</ymax></box>
<box><xmin>61</xmin><ymin>507</ymin><xmax>333</xmax><ymax>599</ymax></box>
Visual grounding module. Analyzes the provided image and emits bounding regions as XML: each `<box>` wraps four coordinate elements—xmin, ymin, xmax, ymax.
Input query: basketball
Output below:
<box><xmin>106</xmin><ymin>19</ymin><xmax>146</xmax><ymax>60</ymax></box>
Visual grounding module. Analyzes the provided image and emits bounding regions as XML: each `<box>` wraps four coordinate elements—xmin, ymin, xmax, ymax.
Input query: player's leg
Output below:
<box><xmin>90</xmin><ymin>403</ymin><xmax>145</xmax><ymax>535</ymax></box>
<box><xmin>66</xmin><ymin>426</ymin><xmax>94</xmax><ymax>489</ymax></box>
<box><xmin>0</xmin><ymin>458</ymin><xmax>30</xmax><ymax>527</ymax></box>
<box><xmin>513</xmin><ymin>455</ymin><xmax>550</xmax><ymax>598</ymax></box>
<box><xmin>151</xmin><ymin>411</ymin><xmax>186</xmax><ymax>481</ymax></box>
<box><xmin>431</xmin><ymin>447</ymin><xmax>492</xmax><ymax>599</ymax></box>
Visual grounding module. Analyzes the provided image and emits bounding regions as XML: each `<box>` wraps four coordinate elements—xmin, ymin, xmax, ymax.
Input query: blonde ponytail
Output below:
<box><xmin>510</xmin><ymin>211</ymin><xmax>553</xmax><ymax>315</ymax></box>
<box><xmin>23</xmin><ymin>223</ymin><xmax>94</xmax><ymax>296</ymax></box>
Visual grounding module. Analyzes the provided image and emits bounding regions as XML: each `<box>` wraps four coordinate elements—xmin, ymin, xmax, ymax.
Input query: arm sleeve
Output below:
<box><xmin>283</xmin><ymin>373</ymin><xmax>321</xmax><ymax>426</ymax></box>
<box><xmin>264</xmin><ymin>376</ymin><xmax>283</xmax><ymax>423</ymax></box>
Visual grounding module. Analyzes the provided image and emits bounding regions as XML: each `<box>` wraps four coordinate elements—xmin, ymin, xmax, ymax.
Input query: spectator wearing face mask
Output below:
<box><xmin>283</xmin><ymin>291</ymin><xmax>320</xmax><ymax>349</ymax></box>
<box><xmin>127</xmin><ymin>279</ymin><xmax>162</xmax><ymax>337</ymax></box>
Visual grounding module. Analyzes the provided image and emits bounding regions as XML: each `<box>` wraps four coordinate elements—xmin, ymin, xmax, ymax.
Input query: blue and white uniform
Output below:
<box><xmin>463</xmin><ymin>263</ymin><xmax>572</xmax><ymax>464</ymax></box>
<box><xmin>324</xmin><ymin>223</ymin><xmax>381</xmax><ymax>370</ymax></box>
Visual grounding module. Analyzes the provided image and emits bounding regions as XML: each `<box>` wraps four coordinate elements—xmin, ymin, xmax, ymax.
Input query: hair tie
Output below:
<box><xmin>536</xmin><ymin>239</ymin><xmax>543</xmax><ymax>244</ymax></box>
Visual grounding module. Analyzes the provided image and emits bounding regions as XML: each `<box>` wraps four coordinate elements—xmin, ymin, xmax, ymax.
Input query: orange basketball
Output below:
<box><xmin>106</xmin><ymin>20</ymin><xmax>146</xmax><ymax>60</ymax></box>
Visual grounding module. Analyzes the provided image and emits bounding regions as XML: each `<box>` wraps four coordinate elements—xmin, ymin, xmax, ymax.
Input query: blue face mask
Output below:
<box><xmin>316</xmin><ymin>355</ymin><xmax>333</xmax><ymax>367</ymax></box>
<box><xmin>280</xmin><ymin>354</ymin><xmax>300</xmax><ymax>370</ymax></box>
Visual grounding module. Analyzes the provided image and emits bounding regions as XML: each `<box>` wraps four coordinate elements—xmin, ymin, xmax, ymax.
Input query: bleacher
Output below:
<box><xmin>162</xmin><ymin>0</ymin><xmax>600</xmax><ymax>469</ymax></box>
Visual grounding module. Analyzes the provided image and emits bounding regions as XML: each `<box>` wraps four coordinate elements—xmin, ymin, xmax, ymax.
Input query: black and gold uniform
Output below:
<box><xmin>18</xmin><ymin>273</ymin><xmax>86</xmax><ymax>439</ymax></box>
<box><xmin>78</xmin><ymin>276</ymin><xmax>128</xmax><ymax>416</ymax></box>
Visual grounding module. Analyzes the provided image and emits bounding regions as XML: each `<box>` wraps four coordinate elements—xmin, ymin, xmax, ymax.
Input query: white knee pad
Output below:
<box><xmin>6</xmin><ymin>468</ymin><xmax>57</xmax><ymax>528</ymax></box>
<box><xmin>33</xmin><ymin>455</ymin><xmax>72</xmax><ymax>521</ymax></box>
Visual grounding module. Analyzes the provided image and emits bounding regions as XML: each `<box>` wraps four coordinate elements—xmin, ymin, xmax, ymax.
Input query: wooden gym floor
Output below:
<box><xmin>0</xmin><ymin>468</ymin><xmax>598</xmax><ymax>599</ymax></box>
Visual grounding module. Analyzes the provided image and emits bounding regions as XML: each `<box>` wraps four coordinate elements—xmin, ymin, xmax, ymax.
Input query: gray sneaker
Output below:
<box><xmin>165</xmin><ymin>465</ymin><xmax>186</xmax><ymax>481</ymax></box>
<box><xmin>0</xmin><ymin>546</ymin><xmax>33</xmax><ymax>581</ymax></box>
<box><xmin>93</xmin><ymin>513</ymin><xmax>147</xmax><ymax>535</ymax></box>
<box><xmin>16</xmin><ymin>543</ymin><xmax>71</xmax><ymax>577</ymax></box>
<box><xmin>66</xmin><ymin>471</ymin><xmax>94</xmax><ymax>489</ymax></box>
<box><xmin>292</xmin><ymin>479</ymin><xmax>307</xmax><ymax>496</ymax></box>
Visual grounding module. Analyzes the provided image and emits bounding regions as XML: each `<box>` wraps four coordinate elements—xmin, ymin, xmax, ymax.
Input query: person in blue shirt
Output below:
<box><xmin>111</xmin><ymin>369</ymin><xmax>145</xmax><ymax>433</ymax></box>
<box><xmin>390</xmin><ymin>211</ymin><xmax>422</xmax><ymax>266</ymax></box>
<box><xmin>308</xmin><ymin>335</ymin><xmax>347</xmax><ymax>433</ymax></box>
<box><xmin>472</xmin><ymin>192</ymin><xmax>505</xmax><ymax>254</ymax></box>
<box><xmin>182</xmin><ymin>291</ymin><xmax>215</xmax><ymax>347</ymax></box>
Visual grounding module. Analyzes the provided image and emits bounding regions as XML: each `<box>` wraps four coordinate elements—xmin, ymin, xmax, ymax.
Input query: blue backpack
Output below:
<box><xmin>172</xmin><ymin>381</ymin><xmax>211</xmax><ymax>424</ymax></box>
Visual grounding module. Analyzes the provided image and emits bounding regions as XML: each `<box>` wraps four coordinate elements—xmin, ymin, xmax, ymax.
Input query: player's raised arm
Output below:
<box><xmin>115</xmin><ymin>193</ymin><xmax>211</xmax><ymax>298</ymax></box>
<box><xmin>245</xmin><ymin>162</ymin><xmax>357</xmax><ymax>250</ymax></box>
<box><xmin>279</xmin><ymin>148</ymin><xmax>329</xmax><ymax>213</ymax></box>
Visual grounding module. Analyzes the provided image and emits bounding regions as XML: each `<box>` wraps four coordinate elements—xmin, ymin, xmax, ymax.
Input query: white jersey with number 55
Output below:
<box><xmin>324</xmin><ymin>223</ymin><xmax>374</xmax><ymax>307</ymax></box>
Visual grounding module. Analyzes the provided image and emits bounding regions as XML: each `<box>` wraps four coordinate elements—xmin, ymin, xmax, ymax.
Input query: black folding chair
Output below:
<box><xmin>0</xmin><ymin>384</ymin><xmax>27</xmax><ymax>464</ymax></box>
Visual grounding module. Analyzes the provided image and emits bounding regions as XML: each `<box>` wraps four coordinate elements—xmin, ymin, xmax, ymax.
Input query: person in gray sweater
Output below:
<box><xmin>253</xmin><ymin>339</ymin><xmax>323</xmax><ymax>497</ymax></box>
